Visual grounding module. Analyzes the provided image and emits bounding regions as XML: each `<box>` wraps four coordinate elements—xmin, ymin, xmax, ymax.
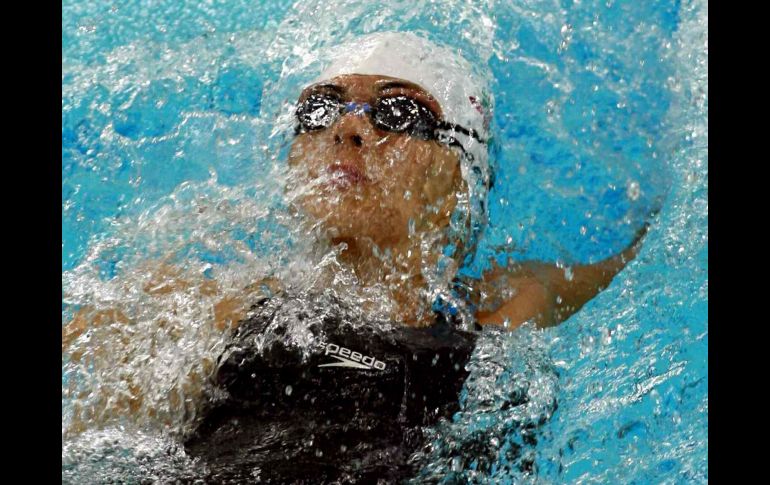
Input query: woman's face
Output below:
<box><xmin>287</xmin><ymin>74</ymin><xmax>463</xmax><ymax>249</ymax></box>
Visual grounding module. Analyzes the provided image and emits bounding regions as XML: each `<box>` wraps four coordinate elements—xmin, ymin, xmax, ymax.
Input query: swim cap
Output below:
<box><xmin>316</xmin><ymin>32</ymin><xmax>494</xmax><ymax>264</ymax></box>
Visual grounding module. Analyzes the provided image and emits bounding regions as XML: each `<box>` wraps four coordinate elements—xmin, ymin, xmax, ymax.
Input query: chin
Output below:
<box><xmin>320</xmin><ymin>216</ymin><xmax>375</xmax><ymax>241</ymax></box>
<box><xmin>319</xmin><ymin>211</ymin><xmax>396</xmax><ymax>245</ymax></box>
<box><xmin>302</xmin><ymin>192</ymin><xmax>415</xmax><ymax>242</ymax></box>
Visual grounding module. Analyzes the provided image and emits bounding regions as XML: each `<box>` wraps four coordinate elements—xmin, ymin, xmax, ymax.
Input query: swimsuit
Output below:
<box><xmin>184</xmin><ymin>292</ymin><xmax>478</xmax><ymax>483</ymax></box>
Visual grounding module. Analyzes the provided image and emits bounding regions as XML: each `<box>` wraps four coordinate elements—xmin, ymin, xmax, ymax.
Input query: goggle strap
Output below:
<box><xmin>436</xmin><ymin>121</ymin><xmax>486</xmax><ymax>145</ymax></box>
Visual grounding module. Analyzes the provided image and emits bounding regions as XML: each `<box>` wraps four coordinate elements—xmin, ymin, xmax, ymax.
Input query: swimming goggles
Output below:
<box><xmin>295</xmin><ymin>93</ymin><xmax>484</xmax><ymax>144</ymax></box>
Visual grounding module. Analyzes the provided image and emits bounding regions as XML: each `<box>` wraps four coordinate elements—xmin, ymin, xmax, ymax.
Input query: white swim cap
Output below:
<box><xmin>315</xmin><ymin>31</ymin><xmax>494</xmax><ymax>262</ymax></box>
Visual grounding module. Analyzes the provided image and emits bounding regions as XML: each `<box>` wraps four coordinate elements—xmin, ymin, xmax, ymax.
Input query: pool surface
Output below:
<box><xmin>63</xmin><ymin>0</ymin><xmax>707</xmax><ymax>482</ymax></box>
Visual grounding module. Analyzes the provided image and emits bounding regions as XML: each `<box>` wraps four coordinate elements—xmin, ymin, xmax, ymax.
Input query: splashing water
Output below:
<box><xmin>63</xmin><ymin>0</ymin><xmax>707</xmax><ymax>482</ymax></box>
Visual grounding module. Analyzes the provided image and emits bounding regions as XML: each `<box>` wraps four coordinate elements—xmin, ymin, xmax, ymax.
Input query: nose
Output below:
<box><xmin>332</xmin><ymin>110</ymin><xmax>373</xmax><ymax>148</ymax></box>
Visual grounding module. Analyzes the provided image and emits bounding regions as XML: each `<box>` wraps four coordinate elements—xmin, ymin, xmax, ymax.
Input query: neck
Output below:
<box><xmin>329</xmin><ymin>234</ymin><xmax>442</xmax><ymax>327</ymax></box>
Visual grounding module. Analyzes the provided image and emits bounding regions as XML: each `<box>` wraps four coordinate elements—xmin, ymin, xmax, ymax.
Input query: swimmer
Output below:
<box><xmin>62</xmin><ymin>32</ymin><xmax>653</xmax><ymax>481</ymax></box>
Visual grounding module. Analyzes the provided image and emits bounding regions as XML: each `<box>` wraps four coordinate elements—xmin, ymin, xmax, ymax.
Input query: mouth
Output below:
<box><xmin>326</xmin><ymin>163</ymin><xmax>370</xmax><ymax>190</ymax></box>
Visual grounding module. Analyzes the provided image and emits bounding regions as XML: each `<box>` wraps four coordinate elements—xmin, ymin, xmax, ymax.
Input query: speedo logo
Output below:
<box><xmin>318</xmin><ymin>343</ymin><xmax>387</xmax><ymax>371</ymax></box>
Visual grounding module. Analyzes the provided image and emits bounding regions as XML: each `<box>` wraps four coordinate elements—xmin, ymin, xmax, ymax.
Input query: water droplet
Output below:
<box><xmin>627</xmin><ymin>180</ymin><xmax>640</xmax><ymax>201</ymax></box>
<box><xmin>602</xmin><ymin>328</ymin><xmax>612</xmax><ymax>345</ymax></box>
<box><xmin>564</xmin><ymin>267</ymin><xmax>574</xmax><ymax>281</ymax></box>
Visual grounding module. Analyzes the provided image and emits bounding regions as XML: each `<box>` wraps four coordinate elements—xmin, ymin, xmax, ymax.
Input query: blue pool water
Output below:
<box><xmin>62</xmin><ymin>0</ymin><xmax>707</xmax><ymax>482</ymax></box>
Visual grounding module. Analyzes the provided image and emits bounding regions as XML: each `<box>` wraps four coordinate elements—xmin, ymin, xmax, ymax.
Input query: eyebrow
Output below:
<box><xmin>376</xmin><ymin>80</ymin><xmax>428</xmax><ymax>94</ymax></box>
<box><xmin>306</xmin><ymin>83</ymin><xmax>346</xmax><ymax>96</ymax></box>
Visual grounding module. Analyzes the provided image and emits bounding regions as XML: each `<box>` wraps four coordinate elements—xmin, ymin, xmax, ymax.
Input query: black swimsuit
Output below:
<box><xmin>184</xmin><ymin>292</ymin><xmax>478</xmax><ymax>483</ymax></box>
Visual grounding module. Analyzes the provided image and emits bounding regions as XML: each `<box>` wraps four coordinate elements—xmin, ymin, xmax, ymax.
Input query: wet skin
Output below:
<box><xmin>288</xmin><ymin>74</ymin><xmax>462</xmax><ymax>253</ymax></box>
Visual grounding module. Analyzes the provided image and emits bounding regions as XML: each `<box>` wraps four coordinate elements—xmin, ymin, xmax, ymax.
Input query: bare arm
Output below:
<box><xmin>474</xmin><ymin>225</ymin><xmax>649</xmax><ymax>330</ymax></box>
<box><xmin>62</xmin><ymin>263</ymin><xmax>282</xmax><ymax>351</ymax></box>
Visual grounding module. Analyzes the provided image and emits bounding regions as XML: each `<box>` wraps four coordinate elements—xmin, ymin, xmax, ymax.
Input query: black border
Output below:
<box><xmin>11</xmin><ymin>1</ymin><xmax>61</xmax><ymax>480</ymax></box>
